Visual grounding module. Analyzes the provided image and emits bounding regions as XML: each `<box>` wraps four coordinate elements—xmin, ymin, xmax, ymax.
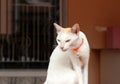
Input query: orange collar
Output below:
<box><xmin>71</xmin><ymin>38</ymin><xmax>84</xmax><ymax>52</ymax></box>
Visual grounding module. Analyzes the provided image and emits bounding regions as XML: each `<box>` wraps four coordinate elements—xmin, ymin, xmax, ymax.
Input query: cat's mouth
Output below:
<box><xmin>61</xmin><ymin>49</ymin><xmax>68</xmax><ymax>52</ymax></box>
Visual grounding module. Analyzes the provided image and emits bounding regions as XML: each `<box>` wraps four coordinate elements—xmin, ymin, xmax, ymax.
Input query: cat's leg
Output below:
<box><xmin>82</xmin><ymin>64</ymin><xmax>88</xmax><ymax>84</ymax></box>
<box><xmin>82</xmin><ymin>58</ymin><xmax>89</xmax><ymax>84</ymax></box>
<box><xmin>77</xmin><ymin>67</ymin><xmax>83</xmax><ymax>84</ymax></box>
<box><xmin>70</xmin><ymin>55</ymin><xmax>83</xmax><ymax>84</ymax></box>
<box><xmin>74</xmin><ymin>65</ymin><xmax>83</xmax><ymax>84</ymax></box>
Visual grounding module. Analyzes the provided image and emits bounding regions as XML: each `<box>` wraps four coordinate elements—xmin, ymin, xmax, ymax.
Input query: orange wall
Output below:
<box><xmin>67</xmin><ymin>0</ymin><xmax>120</xmax><ymax>49</ymax></box>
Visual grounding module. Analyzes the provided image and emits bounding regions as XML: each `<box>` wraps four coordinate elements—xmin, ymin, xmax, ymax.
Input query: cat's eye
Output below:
<box><xmin>57</xmin><ymin>39</ymin><xmax>61</xmax><ymax>42</ymax></box>
<box><xmin>65</xmin><ymin>39</ymin><xmax>71</xmax><ymax>42</ymax></box>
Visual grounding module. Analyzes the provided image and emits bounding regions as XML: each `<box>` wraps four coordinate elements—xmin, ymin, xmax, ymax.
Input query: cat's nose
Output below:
<box><xmin>60</xmin><ymin>46</ymin><xmax>67</xmax><ymax>51</ymax></box>
<box><xmin>60</xmin><ymin>46</ymin><xmax>64</xmax><ymax>50</ymax></box>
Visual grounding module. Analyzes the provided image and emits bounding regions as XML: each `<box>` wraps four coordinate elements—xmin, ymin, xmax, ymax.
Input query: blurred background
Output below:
<box><xmin>0</xmin><ymin>0</ymin><xmax>120</xmax><ymax>84</ymax></box>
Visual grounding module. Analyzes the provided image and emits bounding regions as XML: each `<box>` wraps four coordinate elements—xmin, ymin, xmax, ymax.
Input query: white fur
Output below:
<box><xmin>44</xmin><ymin>47</ymin><xmax>78</xmax><ymax>84</ymax></box>
<box><xmin>44</xmin><ymin>23</ymin><xmax>90</xmax><ymax>84</ymax></box>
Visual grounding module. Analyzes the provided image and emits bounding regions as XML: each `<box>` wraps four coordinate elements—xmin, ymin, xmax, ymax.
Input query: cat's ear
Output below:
<box><xmin>71</xmin><ymin>23</ymin><xmax>80</xmax><ymax>35</ymax></box>
<box><xmin>53</xmin><ymin>23</ymin><xmax>62</xmax><ymax>34</ymax></box>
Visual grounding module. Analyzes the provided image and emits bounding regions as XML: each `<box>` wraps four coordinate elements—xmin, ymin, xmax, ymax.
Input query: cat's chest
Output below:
<box><xmin>50</xmin><ymin>47</ymin><xmax>72</xmax><ymax>67</ymax></box>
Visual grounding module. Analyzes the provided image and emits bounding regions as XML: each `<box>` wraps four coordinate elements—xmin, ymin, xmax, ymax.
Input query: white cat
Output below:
<box><xmin>44</xmin><ymin>23</ymin><xmax>90</xmax><ymax>84</ymax></box>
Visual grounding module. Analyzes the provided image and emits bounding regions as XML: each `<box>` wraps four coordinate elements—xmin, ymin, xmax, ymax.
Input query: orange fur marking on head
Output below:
<box><xmin>61</xmin><ymin>28</ymin><xmax>72</xmax><ymax>33</ymax></box>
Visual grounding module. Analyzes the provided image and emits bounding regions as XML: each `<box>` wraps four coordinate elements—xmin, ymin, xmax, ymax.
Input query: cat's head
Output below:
<box><xmin>54</xmin><ymin>23</ymin><xmax>80</xmax><ymax>52</ymax></box>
